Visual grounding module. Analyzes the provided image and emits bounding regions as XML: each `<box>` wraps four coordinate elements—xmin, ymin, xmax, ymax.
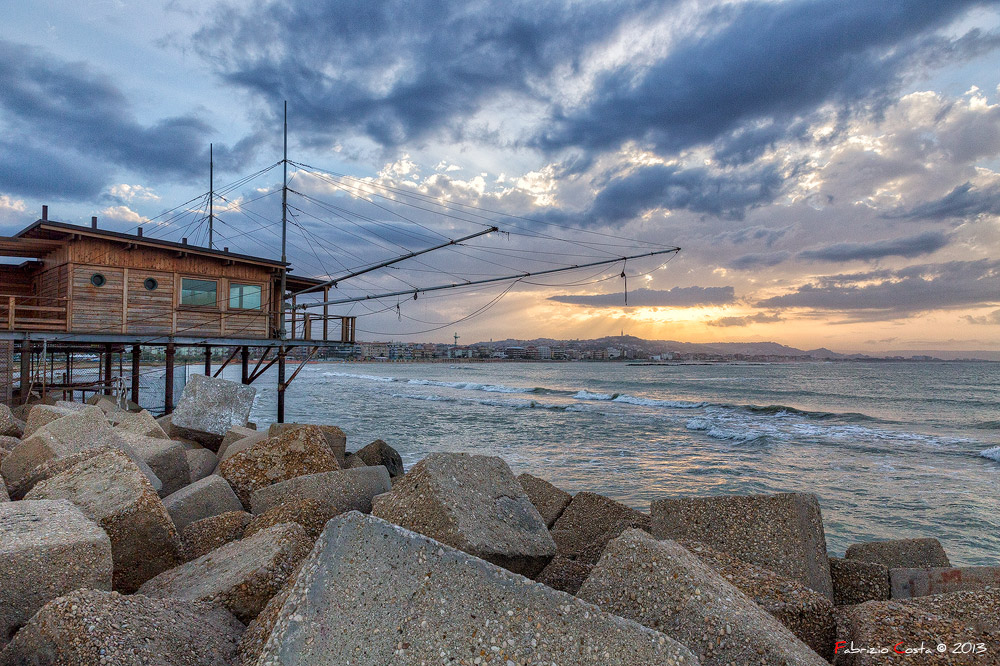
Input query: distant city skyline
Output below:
<box><xmin>1</xmin><ymin>1</ymin><xmax>999</xmax><ymax>352</ymax></box>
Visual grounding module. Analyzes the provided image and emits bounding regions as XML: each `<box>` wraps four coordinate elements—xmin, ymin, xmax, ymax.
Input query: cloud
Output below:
<box><xmin>883</xmin><ymin>181</ymin><xmax>1000</xmax><ymax>220</ymax></box>
<box><xmin>0</xmin><ymin>136</ymin><xmax>108</xmax><ymax>199</ymax></box>
<box><xmin>729</xmin><ymin>251</ymin><xmax>792</xmax><ymax>270</ymax></box>
<box><xmin>549</xmin><ymin>285</ymin><xmax>735</xmax><ymax>307</ymax></box>
<box><xmin>757</xmin><ymin>259</ymin><xmax>1000</xmax><ymax>314</ymax></box>
<box><xmin>707</xmin><ymin>312</ymin><xmax>784</xmax><ymax>327</ymax></box>
<box><xmin>107</xmin><ymin>184</ymin><xmax>160</xmax><ymax>203</ymax></box>
<box><xmin>797</xmin><ymin>230</ymin><xmax>950</xmax><ymax>262</ymax></box>
<box><xmin>963</xmin><ymin>309</ymin><xmax>1000</xmax><ymax>325</ymax></box>
<box><xmin>536</xmin><ymin>0</ymin><xmax>988</xmax><ymax>155</ymax></box>
<box><xmin>720</xmin><ymin>225</ymin><xmax>792</xmax><ymax>247</ymax></box>
<box><xmin>0</xmin><ymin>194</ymin><xmax>31</xmax><ymax>230</ymax></box>
<box><xmin>100</xmin><ymin>205</ymin><xmax>150</xmax><ymax>225</ymax></box>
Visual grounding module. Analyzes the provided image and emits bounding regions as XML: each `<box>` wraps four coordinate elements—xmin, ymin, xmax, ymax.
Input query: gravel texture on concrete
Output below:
<box><xmin>550</xmin><ymin>491</ymin><xmax>651</xmax><ymax>564</ymax></box>
<box><xmin>109</xmin><ymin>409</ymin><xmax>170</xmax><ymax>439</ymax></box>
<box><xmin>889</xmin><ymin>566</ymin><xmax>1000</xmax><ymax>599</ymax></box>
<box><xmin>845</xmin><ymin>537</ymin><xmax>951</xmax><ymax>569</ymax></box>
<box><xmin>0</xmin><ymin>588</ymin><xmax>244</xmax><ymax>666</ymax></box>
<box><xmin>117</xmin><ymin>431</ymin><xmax>191</xmax><ymax>497</ymax></box>
<box><xmin>267</xmin><ymin>423</ymin><xmax>346</xmax><ymax>467</ymax></box>
<box><xmin>249</xmin><ymin>466</ymin><xmax>391</xmax><ymax>515</ymax></box>
<box><xmin>829</xmin><ymin>556</ymin><xmax>890</xmax><ymax>606</ymax></box>
<box><xmin>162</xmin><ymin>474</ymin><xmax>244</xmax><ymax>532</ymax></box>
<box><xmin>24</xmin><ymin>449</ymin><xmax>181</xmax><ymax>593</ymax></box>
<box><xmin>578</xmin><ymin>530</ymin><xmax>828</xmax><ymax>666</ymax></box>
<box><xmin>0</xmin><ymin>500</ymin><xmax>112</xmax><ymax>647</ymax></box>
<box><xmin>0</xmin><ymin>476</ymin><xmax>7</xmax><ymax>503</ymax></box>
<box><xmin>181</xmin><ymin>511</ymin><xmax>252</xmax><ymax>561</ymax></box>
<box><xmin>833</xmin><ymin>588</ymin><xmax>1000</xmax><ymax>665</ymax></box>
<box><xmin>652</xmin><ymin>492</ymin><xmax>834</xmax><ymax>600</ymax></box>
<box><xmin>355</xmin><ymin>438</ymin><xmax>404</xmax><ymax>477</ymax></box>
<box><xmin>217</xmin><ymin>426</ymin><xmax>257</xmax><ymax>459</ymax></box>
<box><xmin>680</xmin><ymin>539</ymin><xmax>835</xmax><ymax>660</ymax></box>
<box><xmin>254</xmin><ymin>511</ymin><xmax>699</xmax><ymax>666</ymax></box>
<box><xmin>0</xmin><ymin>405</ymin><xmax>19</xmax><ymax>438</ymax></box>
<box><xmin>535</xmin><ymin>554</ymin><xmax>594</xmax><ymax>594</ymax></box>
<box><xmin>219</xmin><ymin>425</ymin><xmax>339</xmax><ymax>507</ymax></box>
<box><xmin>0</xmin><ymin>436</ymin><xmax>19</xmax><ymax>452</ymax></box>
<box><xmin>237</xmin><ymin>562</ymin><xmax>304</xmax><ymax>666</ymax></box>
<box><xmin>186</xmin><ymin>446</ymin><xmax>218</xmax><ymax>483</ymax></box>
<box><xmin>5</xmin><ymin>446</ymin><xmax>110</xmax><ymax>501</ymax></box>
<box><xmin>341</xmin><ymin>452</ymin><xmax>367</xmax><ymax>469</ymax></box>
<box><xmin>170</xmin><ymin>374</ymin><xmax>257</xmax><ymax>449</ymax></box>
<box><xmin>372</xmin><ymin>452</ymin><xmax>556</xmax><ymax>577</ymax></box>
<box><xmin>244</xmin><ymin>498</ymin><xmax>339</xmax><ymax>541</ymax></box>
<box><xmin>517</xmin><ymin>472</ymin><xmax>572</xmax><ymax>528</ymax></box>
<box><xmin>22</xmin><ymin>404</ymin><xmax>82</xmax><ymax>436</ymax></box>
<box><xmin>139</xmin><ymin>522</ymin><xmax>312</xmax><ymax>623</ymax></box>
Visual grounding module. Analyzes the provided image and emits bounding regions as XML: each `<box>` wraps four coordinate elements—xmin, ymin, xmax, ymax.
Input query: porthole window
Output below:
<box><xmin>143</xmin><ymin>277</ymin><xmax>158</xmax><ymax>291</ymax></box>
<box><xmin>90</xmin><ymin>273</ymin><xmax>106</xmax><ymax>287</ymax></box>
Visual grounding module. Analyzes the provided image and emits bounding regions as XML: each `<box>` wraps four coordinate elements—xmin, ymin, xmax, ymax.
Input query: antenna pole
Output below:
<box><xmin>278</xmin><ymin>101</ymin><xmax>288</xmax><ymax>423</ymax></box>
<box><xmin>208</xmin><ymin>143</ymin><xmax>214</xmax><ymax>249</ymax></box>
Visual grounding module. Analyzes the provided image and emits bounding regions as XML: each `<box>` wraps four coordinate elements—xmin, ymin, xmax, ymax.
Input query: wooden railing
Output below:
<box><xmin>287</xmin><ymin>311</ymin><xmax>357</xmax><ymax>343</ymax></box>
<box><xmin>0</xmin><ymin>295</ymin><xmax>68</xmax><ymax>332</ymax></box>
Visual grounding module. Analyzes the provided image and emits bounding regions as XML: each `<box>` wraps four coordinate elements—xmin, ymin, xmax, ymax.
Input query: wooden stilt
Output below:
<box><xmin>241</xmin><ymin>346</ymin><xmax>249</xmax><ymax>384</ymax></box>
<box><xmin>131</xmin><ymin>344</ymin><xmax>141</xmax><ymax>405</ymax></box>
<box><xmin>103</xmin><ymin>343</ymin><xmax>113</xmax><ymax>395</ymax></box>
<box><xmin>277</xmin><ymin>345</ymin><xmax>286</xmax><ymax>423</ymax></box>
<box><xmin>164</xmin><ymin>343</ymin><xmax>175</xmax><ymax>414</ymax></box>
<box><xmin>204</xmin><ymin>346</ymin><xmax>212</xmax><ymax>375</ymax></box>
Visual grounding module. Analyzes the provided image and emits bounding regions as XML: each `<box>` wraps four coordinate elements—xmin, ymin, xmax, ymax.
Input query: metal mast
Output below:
<box><xmin>278</xmin><ymin>102</ymin><xmax>288</xmax><ymax>422</ymax></box>
<box><xmin>208</xmin><ymin>143</ymin><xmax>214</xmax><ymax>249</ymax></box>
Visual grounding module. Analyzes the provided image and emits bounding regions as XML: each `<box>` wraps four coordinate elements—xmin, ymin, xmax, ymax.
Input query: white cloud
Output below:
<box><xmin>100</xmin><ymin>205</ymin><xmax>150</xmax><ymax>225</ymax></box>
<box><xmin>108</xmin><ymin>183</ymin><xmax>160</xmax><ymax>202</ymax></box>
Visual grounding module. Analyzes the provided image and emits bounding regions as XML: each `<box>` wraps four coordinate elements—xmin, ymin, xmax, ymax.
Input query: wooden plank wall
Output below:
<box><xmin>127</xmin><ymin>270</ymin><xmax>174</xmax><ymax>334</ymax></box>
<box><xmin>71</xmin><ymin>266</ymin><xmax>124</xmax><ymax>332</ymax></box>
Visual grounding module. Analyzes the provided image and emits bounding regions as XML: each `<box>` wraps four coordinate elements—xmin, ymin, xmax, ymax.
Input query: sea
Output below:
<box><xmin>220</xmin><ymin>360</ymin><xmax>999</xmax><ymax>565</ymax></box>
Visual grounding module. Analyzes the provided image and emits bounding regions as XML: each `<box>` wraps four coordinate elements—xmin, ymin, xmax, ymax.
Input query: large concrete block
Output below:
<box><xmin>535</xmin><ymin>554</ymin><xmax>594</xmax><ymax>594</ymax></box>
<box><xmin>550</xmin><ymin>491</ymin><xmax>650</xmax><ymax>564</ymax></box>
<box><xmin>0</xmin><ymin>405</ymin><xmax>19</xmax><ymax>438</ymax></box>
<box><xmin>250</xmin><ymin>466</ymin><xmax>391</xmax><ymax>516</ymax></box>
<box><xmin>0</xmin><ymin>500</ymin><xmax>112</xmax><ymax>646</ymax></box>
<box><xmin>0</xmin><ymin>477</ymin><xmax>6</xmax><ymax>503</ymax></box>
<box><xmin>244</xmin><ymin>499</ymin><xmax>339</xmax><ymax>541</ymax></box>
<box><xmin>0</xmin><ymin>436</ymin><xmax>19</xmax><ymax>452</ymax></box>
<box><xmin>110</xmin><ymin>408</ymin><xmax>170</xmax><ymax>439</ymax></box>
<box><xmin>187</xmin><ymin>446</ymin><xmax>218</xmax><ymax>483</ymax></box>
<box><xmin>682</xmin><ymin>539</ymin><xmax>835</xmax><ymax>660</ymax></box>
<box><xmin>163</xmin><ymin>474</ymin><xmax>244</xmax><ymax>532</ymax></box>
<box><xmin>4</xmin><ymin>446</ymin><xmax>113</xmax><ymax>501</ymax></box>
<box><xmin>578</xmin><ymin>530</ymin><xmax>828</xmax><ymax>666</ymax></box>
<box><xmin>24</xmin><ymin>449</ymin><xmax>181</xmax><ymax>593</ymax></box>
<box><xmin>171</xmin><ymin>374</ymin><xmax>257</xmax><ymax>448</ymax></box>
<box><xmin>254</xmin><ymin>512</ymin><xmax>698</xmax><ymax>666</ymax></box>
<box><xmin>118</xmin><ymin>431</ymin><xmax>191</xmax><ymax>496</ymax></box>
<box><xmin>139</xmin><ymin>522</ymin><xmax>312</xmax><ymax>624</ymax></box>
<box><xmin>22</xmin><ymin>403</ymin><xmax>82</xmax><ymax>436</ymax></box>
<box><xmin>889</xmin><ymin>565</ymin><xmax>1000</xmax><ymax>599</ymax></box>
<box><xmin>355</xmin><ymin>438</ymin><xmax>404</xmax><ymax>477</ymax></box>
<box><xmin>0</xmin><ymin>588</ymin><xmax>244</xmax><ymax>665</ymax></box>
<box><xmin>218</xmin><ymin>425</ymin><xmax>260</xmax><ymax>459</ymax></box>
<box><xmin>828</xmin><ymin>556</ymin><xmax>890</xmax><ymax>606</ymax></box>
<box><xmin>834</xmin><ymin>589</ymin><xmax>1000</xmax><ymax>665</ymax></box>
<box><xmin>517</xmin><ymin>472</ymin><xmax>572</xmax><ymax>528</ymax></box>
<box><xmin>181</xmin><ymin>510</ymin><xmax>252</xmax><ymax>561</ymax></box>
<box><xmin>214</xmin><ymin>430</ymin><xmax>268</xmax><ymax>471</ymax></box>
<box><xmin>652</xmin><ymin>492</ymin><xmax>833</xmax><ymax>600</ymax></box>
<box><xmin>2</xmin><ymin>406</ymin><xmax>112</xmax><ymax>487</ymax></box>
<box><xmin>219</xmin><ymin>425</ymin><xmax>339</xmax><ymax>507</ymax></box>
<box><xmin>268</xmin><ymin>423</ymin><xmax>346</xmax><ymax>466</ymax></box>
<box><xmin>372</xmin><ymin>453</ymin><xmax>556</xmax><ymax>577</ymax></box>
<box><xmin>844</xmin><ymin>537</ymin><xmax>950</xmax><ymax>569</ymax></box>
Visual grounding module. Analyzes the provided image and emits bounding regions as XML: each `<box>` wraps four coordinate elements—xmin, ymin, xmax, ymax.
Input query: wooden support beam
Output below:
<box><xmin>247</xmin><ymin>347</ymin><xmax>272</xmax><ymax>382</ymax></box>
<box><xmin>280</xmin><ymin>346</ymin><xmax>318</xmax><ymax>390</ymax></box>
<box><xmin>241</xmin><ymin>346</ymin><xmax>249</xmax><ymax>384</ymax></box>
<box><xmin>323</xmin><ymin>286</ymin><xmax>329</xmax><ymax>341</ymax></box>
<box><xmin>130</xmin><ymin>344</ymin><xmax>141</xmax><ymax>405</ymax></box>
<box><xmin>204</xmin><ymin>346</ymin><xmax>212</xmax><ymax>375</ymax></box>
<box><xmin>277</xmin><ymin>345</ymin><xmax>286</xmax><ymax>423</ymax></box>
<box><xmin>213</xmin><ymin>346</ymin><xmax>241</xmax><ymax>378</ymax></box>
<box><xmin>164</xmin><ymin>343</ymin><xmax>175</xmax><ymax>414</ymax></box>
<box><xmin>103</xmin><ymin>343</ymin><xmax>113</xmax><ymax>395</ymax></box>
<box><xmin>19</xmin><ymin>339</ymin><xmax>30</xmax><ymax>404</ymax></box>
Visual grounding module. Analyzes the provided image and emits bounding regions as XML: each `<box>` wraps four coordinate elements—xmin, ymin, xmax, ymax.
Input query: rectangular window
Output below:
<box><xmin>229</xmin><ymin>283</ymin><xmax>262</xmax><ymax>310</ymax></box>
<box><xmin>180</xmin><ymin>278</ymin><xmax>217</xmax><ymax>307</ymax></box>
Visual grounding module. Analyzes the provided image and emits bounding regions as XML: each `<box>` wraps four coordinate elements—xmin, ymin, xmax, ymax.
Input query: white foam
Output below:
<box><xmin>407</xmin><ymin>379</ymin><xmax>529</xmax><ymax>394</ymax></box>
<box><xmin>980</xmin><ymin>447</ymin><xmax>1000</xmax><ymax>462</ymax></box>
<box><xmin>324</xmin><ymin>371</ymin><xmax>395</xmax><ymax>382</ymax></box>
<box><xmin>574</xmin><ymin>390</ymin><xmax>614</xmax><ymax>401</ymax></box>
<box><xmin>613</xmin><ymin>394</ymin><xmax>706</xmax><ymax>409</ymax></box>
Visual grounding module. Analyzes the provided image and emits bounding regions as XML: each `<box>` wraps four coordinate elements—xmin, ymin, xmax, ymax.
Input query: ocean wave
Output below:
<box><xmin>685</xmin><ymin>419</ymin><xmax>770</xmax><ymax>443</ymax></box>
<box><xmin>980</xmin><ymin>447</ymin><xmax>1000</xmax><ymax>462</ymax></box>
<box><xmin>407</xmin><ymin>378</ymin><xmax>531</xmax><ymax>394</ymax></box>
<box><xmin>613</xmin><ymin>394</ymin><xmax>707</xmax><ymax>409</ymax></box>
<box><xmin>391</xmin><ymin>392</ymin><xmax>593</xmax><ymax>413</ymax></box>
<box><xmin>971</xmin><ymin>420</ymin><xmax>1000</xmax><ymax>430</ymax></box>
<box><xmin>323</xmin><ymin>371</ymin><xmax>396</xmax><ymax>382</ymax></box>
<box><xmin>741</xmin><ymin>404</ymin><xmax>877</xmax><ymax>422</ymax></box>
<box><xmin>573</xmin><ymin>390</ymin><xmax>616</xmax><ymax>401</ymax></box>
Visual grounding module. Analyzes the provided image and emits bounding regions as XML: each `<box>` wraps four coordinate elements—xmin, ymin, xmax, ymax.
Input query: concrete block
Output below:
<box><xmin>218</xmin><ymin>425</ymin><xmax>258</xmax><ymax>459</ymax></box>
<box><xmin>682</xmin><ymin>539</ymin><xmax>835</xmax><ymax>660</ymax></box>
<box><xmin>342</xmin><ymin>452</ymin><xmax>367</xmax><ymax>469</ymax></box>
<box><xmin>0</xmin><ymin>476</ymin><xmax>7</xmax><ymax>503</ymax></box>
<box><xmin>535</xmin><ymin>554</ymin><xmax>594</xmax><ymax>594</ymax></box>
<box><xmin>24</xmin><ymin>449</ymin><xmax>181</xmax><ymax>593</ymax></box>
<box><xmin>0</xmin><ymin>436</ymin><xmax>19</xmax><ymax>451</ymax></box>
<box><xmin>268</xmin><ymin>423</ymin><xmax>346</xmax><ymax>466</ymax></box>
<box><xmin>890</xmin><ymin>565</ymin><xmax>1000</xmax><ymax>599</ymax></box>
<box><xmin>187</xmin><ymin>446</ymin><xmax>218</xmax><ymax>483</ymax></box>
<box><xmin>118</xmin><ymin>431</ymin><xmax>191</xmax><ymax>496</ymax></box>
<box><xmin>4</xmin><ymin>446</ymin><xmax>110</xmax><ymax>501</ymax></box>
<box><xmin>219</xmin><ymin>425</ymin><xmax>340</xmax><ymax>507</ymax></box>
<box><xmin>22</xmin><ymin>403</ymin><xmax>81</xmax><ymax>436</ymax></box>
<box><xmin>517</xmin><ymin>472</ymin><xmax>572</xmax><ymax>528</ymax></box>
<box><xmin>550</xmin><ymin>491</ymin><xmax>650</xmax><ymax>564</ymax></box>
<box><xmin>171</xmin><ymin>374</ymin><xmax>257</xmax><ymax>448</ymax></box>
<box><xmin>0</xmin><ymin>500</ymin><xmax>112</xmax><ymax>646</ymax></box>
<box><xmin>139</xmin><ymin>522</ymin><xmax>312</xmax><ymax>624</ymax></box>
<box><xmin>250</xmin><ymin>465</ymin><xmax>391</xmax><ymax>516</ymax></box>
<box><xmin>578</xmin><ymin>530</ymin><xmax>828</xmax><ymax>666</ymax></box>
<box><xmin>110</xmin><ymin>408</ymin><xmax>170</xmax><ymax>438</ymax></box>
<box><xmin>652</xmin><ymin>491</ymin><xmax>833</xmax><ymax>600</ymax></box>
<box><xmin>0</xmin><ymin>588</ymin><xmax>243</xmax><ymax>665</ymax></box>
<box><xmin>163</xmin><ymin>474</ymin><xmax>244</xmax><ymax>532</ymax></box>
<box><xmin>828</xmin><ymin>556</ymin><xmax>890</xmax><ymax>606</ymax></box>
<box><xmin>181</xmin><ymin>510</ymin><xmax>252</xmax><ymax>561</ymax></box>
<box><xmin>845</xmin><ymin>537</ymin><xmax>950</xmax><ymax>569</ymax></box>
<box><xmin>372</xmin><ymin>453</ymin><xmax>556</xmax><ymax>577</ymax></box>
<box><xmin>355</xmin><ymin>438</ymin><xmax>404</xmax><ymax>476</ymax></box>
<box><xmin>0</xmin><ymin>404</ymin><xmax>20</xmax><ymax>438</ymax></box>
<box><xmin>255</xmin><ymin>511</ymin><xmax>698</xmax><ymax>666</ymax></box>
<box><xmin>244</xmin><ymin>498</ymin><xmax>340</xmax><ymax>541</ymax></box>
<box><xmin>214</xmin><ymin>430</ymin><xmax>268</xmax><ymax>470</ymax></box>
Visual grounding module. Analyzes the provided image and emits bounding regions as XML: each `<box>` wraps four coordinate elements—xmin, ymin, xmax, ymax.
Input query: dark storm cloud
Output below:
<box><xmin>549</xmin><ymin>285</ymin><xmax>735</xmax><ymax>307</ymax></box>
<box><xmin>196</xmin><ymin>0</ymin><xmax>662</xmax><ymax>148</ymax></box>
<box><xmin>0</xmin><ymin>40</ymin><xmax>251</xmax><ymax>198</ymax></box>
<box><xmin>757</xmin><ymin>259</ymin><xmax>1000</xmax><ymax>313</ymax></box>
<box><xmin>729</xmin><ymin>251</ymin><xmax>792</xmax><ymax>270</ymax></box>
<box><xmin>720</xmin><ymin>225</ymin><xmax>792</xmax><ymax>247</ymax></box>
<box><xmin>586</xmin><ymin>163</ymin><xmax>783</xmax><ymax>222</ymax></box>
<box><xmin>537</xmin><ymin>0</ymin><xmax>988</xmax><ymax>156</ymax></box>
<box><xmin>883</xmin><ymin>182</ymin><xmax>1000</xmax><ymax>220</ymax></box>
<box><xmin>797</xmin><ymin>231</ymin><xmax>950</xmax><ymax>262</ymax></box>
<box><xmin>707</xmin><ymin>312</ymin><xmax>783</xmax><ymax>327</ymax></box>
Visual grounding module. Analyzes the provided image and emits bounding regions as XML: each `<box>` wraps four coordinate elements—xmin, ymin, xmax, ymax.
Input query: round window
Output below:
<box><xmin>90</xmin><ymin>273</ymin><xmax>106</xmax><ymax>287</ymax></box>
<box><xmin>144</xmin><ymin>277</ymin><xmax>158</xmax><ymax>291</ymax></box>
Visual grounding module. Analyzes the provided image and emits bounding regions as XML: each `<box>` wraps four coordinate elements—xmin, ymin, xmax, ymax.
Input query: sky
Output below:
<box><xmin>1</xmin><ymin>0</ymin><xmax>999</xmax><ymax>352</ymax></box>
